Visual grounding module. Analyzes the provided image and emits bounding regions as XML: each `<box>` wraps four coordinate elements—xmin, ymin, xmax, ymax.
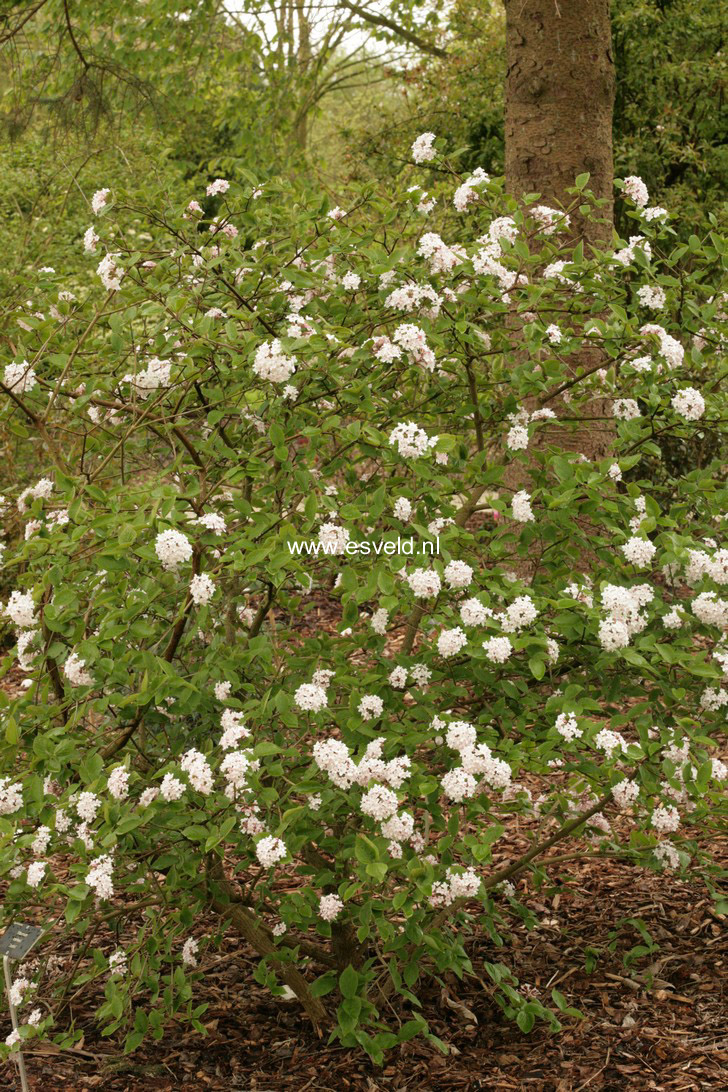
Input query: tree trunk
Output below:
<box><xmin>504</xmin><ymin>0</ymin><xmax>615</xmax><ymax>245</ymax></box>
<box><xmin>501</xmin><ymin>2</ymin><xmax>616</xmax><ymax>567</ymax></box>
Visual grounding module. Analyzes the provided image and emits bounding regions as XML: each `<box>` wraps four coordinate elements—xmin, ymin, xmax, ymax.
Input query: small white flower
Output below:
<box><xmin>182</xmin><ymin>937</ymin><xmax>199</xmax><ymax>966</ymax></box>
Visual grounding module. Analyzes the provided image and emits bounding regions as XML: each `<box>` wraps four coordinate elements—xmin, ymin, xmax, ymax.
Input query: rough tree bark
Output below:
<box><xmin>504</xmin><ymin>0</ymin><xmax>615</xmax><ymax>246</ymax></box>
<box><xmin>501</xmin><ymin>1</ymin><xmax>617</xmax><ymax>542</ymax></box>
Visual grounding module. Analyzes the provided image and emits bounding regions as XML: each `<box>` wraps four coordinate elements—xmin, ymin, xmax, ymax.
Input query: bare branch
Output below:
<box><xmin>338</xmin><ymin>0</ymin><xmax>448</xmax><ymax>58</ymax></box>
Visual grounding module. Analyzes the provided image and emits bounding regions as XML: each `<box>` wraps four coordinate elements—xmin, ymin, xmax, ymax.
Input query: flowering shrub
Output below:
<box><xmin>0</xmin><ymin>146</ymin><xmax>726</xmax><ymax>1063</ymax></box>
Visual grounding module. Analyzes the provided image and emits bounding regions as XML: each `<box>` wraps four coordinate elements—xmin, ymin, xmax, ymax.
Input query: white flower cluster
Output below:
<box><xmin>612</xmin><ymin>779</ymin><xmax>640</xmax><ymax>809</ymax></box>
<box><xmin>623</xmin><ymin>175</ymin><xmax>649</xmax><ymax>207</ymax></box>
<box><xmin>692</xmin><ymin>591</ymin><xmax>728</xmax><ymax>627</ymax></box>
<box><xmin>662</xmin><ymin>607</ymin><xmax>682</xmax><ymax>629</ymax></box>
<box><xmin>77</xmin><ymin>791</ymin><xmax>101</xmax><ymax>822</ymax></box>
<box><xmin>438</xmin><ymin>627</ymin><xmax>468</xmax><ymax>657</ymax></box>
<box><xmin>17</xmin><ymin>477</ymin><xmax>53</xmax><ymax>512</ymax></box>
<box><xmin>107</xmin><ymin>767</ymin><xmax>129</xmax><ymax>800</ymax></box>
<box><xmin>252</xmin><ymin>339</ymin><xmax>296</xmax><ymax>383</ymax></box>
<box><xmin>294</xmin><ymin>682</ymin><xmax>328</xmax><ymax>712</ymax></box>
<box><xmin>361</xmin><ymin>783</ymin><xmax>398</xmax><ymax>820</ymax></box>
<box><xmin>441</xmin><ymin>720</ymin><xmax>511</xmax><ymax>801</ymax></box>
<box><xmin>388</xmin><ymin>666</ymin><xmax>407</xmax><ymax>688</ymax></box>
<box><xmin>613</xmin><ymin>398</ymin><xmax>641</xmax><ymax>421</ymax></box>
<box><xmin>488</xmin><ymin>216</ymin><xmax>518</xmax><ymax>245</ymax></box>
<box><xmin>502</xmin><ymin>596</ymin><xmax>539</xmax><ymax>632</ymax></box>
<box><xmin>314</xmin><ymin>736</ymin><xmax>410</xmax><ymax>793</ymax></box>
<box><xmin>6</xmin><ymin>590</ymin><xmax>36</xmax><ymax>629</ymax></box>
<box><xmin>86</xmin><ymin>854</ymin><xmax>114</xmax><ymax>899</ymax></box>
<box><xmin>160</xmin><ymin>773</ymin><xmax>185</xmax><ymax>801</ymax></box>
<box><xmin>700</xmin><ymin>687</ymin><xmax>728</xmax><ymax>711</ymax></box>
<box><xmin>220</xmin><ymin>749</ymin><xmax>255</xmax><ymax>793</ymax></box>
<box><xmin>531</xmin><ymin>205</ymin><xmax>570</xmax><ymax>235</ymax></box>
<box><xmin>84</xmin><ymin>225</ymin><xmax>99</xmax><ymax>253</ymax></box>
<box><xmin>318</xmin><ymin>522</ymin><xmax>350</xmax><ymax>554</ymax></box>
<box><xmin>219</xmin><ymin>709</ymin><xmax>250</xmax><ymax>750</ymax></box>
<box><xmin>387</xmin><ymin>663</ymin><xmax>430</xmax><ymax>689</ymax></box>
<box><xmin>651</xmin><ymin>804</ymin><xmax>680</xmax><ymax>833</ymax></box>
<box><xmin>32</xmin><ymin>826</ymin><xmax>51</xmax><ymax>856</ymax></box>
<box><xmin>453</xmin><ymin>168</ymin><xmax>490</xmax><ymax>212</ymax></box>
<box><xmin>97</xmin><ymin>254</ymin><xmax>124</xmax><ymax>291</ymax></box>
<box><xmin>155</xmin><ymin>529</ymin><xmax>193</xmax><ymax>571</ymax></box>
<box><xmin>472</xmin><ymin>237</ymin><xmax>524</xmax><ymax>296</ymax></box>
<box><xmin>411</xmin><ymin>132</ymin><xmax>436</xmax><ymax>164</ymax></box>
<box><xmin>407</xmin><ymin>568</ymin><xmax>441</xmax><ymax>598</ymax></box>
<box><xmin>0</xmin><ymin>777</ymin><xmax>23</xmax><ymax>815</ymax></box>
<box><xmin>123</xmin><ymin>357</ymin><xmax>171</xmax><ymax>395</ymax></box>
<box><xmin>180</xmin><ymin>749</ymin><xmax>214</xmax><ymax>794</ymax></box>
<box><xmin>64</xmin><ymin>652</ymin><xmax>93</xmax><ymax>687</ymax></box>
<box><xmin>613</xmin><ymin>235</ymin><xmax>652</xmax><ymax>266</ymax></box>
<box><xmin>195</xmin><ymin>511</ymin><xmax>226</xmax><ymax>535</ymax></box>
<box><xmin>318</xmin><ymin>893</ymin><xmax>344</xmax><ymax>921</ymax></box>
<box><xmin>443</xmin><ymin>560</ymin><xmax>472</xmax><ymax>589</ymax></box>
<box><xmin>430</xmin><ymin>867</ymin><xmax>481</xmax><ymax>908</ymax></box>
<box><xmin>393</xmin><ymin>497</ymin><xmax>412</xmax><ymax>522</ymax></box>
<box><xmin>182</xmin><ymin>937</ymin><xmax>199</xmax><ymax>966</ymax></box>
<box><xmin>555</xmin><ymin>712</ymin><xmax>582</xmax><ymax>742</ymax></box>
<box><xmin>640</xmin><ymin>323</ymin><xmax>684</xmax><ymax>368</ymax></box>
<box><xmin>594</xmin><ymin>728</ymin><xmax>625</xmax><ymax>756</ymax></box>
<box><xmin>91</xmin><ymin>188</ymin><xmax>110</xmax><ymax>214</ymax></box>
<box><xmin>4</xmin><ymin>359</ymin><xmax>37</xmax><ymax>393</ymax></box>
<box><xmin>417</xmin><ymin>233</ymin><xmax>465</xmax><ymax>275</ymax></box>
<box><xmin>190</xmin><ymin>573</ymin><xmax>215</xmax><ymax>605</ymax></box>
<box><xmin>460</xmin><ymin>598</ymin><xmax>491</xmax><ymax>626</ymax></box>
<box><xmin>671</xmin><ymin>387</ymin><xmax>705</xmax><ymax>421</ymax></box>
<box><xmin>653</xmin><ymin>841</ymin><xmax>681</xmax><ymax>870</ymax></box>
<box><xmin>370</xmin><ymin>607</ymin><xmax>389</xmax><ymax>635</ymax></box>
<box><xmin>599</xmin><ymin>583</ymin><xmax>653</xmax><ymax>650</ymax></box>
<box><xmin>621</xmin><ymin>536</ymin><xmax>657</xmax><ymax>567</ymax></box>
<box><xmin>637</xmin><ymin>284</ymin><xmax>666</xmax><ymax>310</ymax></box>
<box><xmin>392</xmin><ymin>322</ymin><xmax>436</xmax><ymax>370</ymax></box>
<box><xmin>109</xmin><ymin>949</ymin><xmax>128</xmax><ymax>975</ymax></box>
<box><xmin>358</xmin><ymin>694</ymin><xmax>384</xmax><ymax>720</ymax></box>
<box><xmin>256</xmin><ymin>835</ymin><xmax>287</xmax><ymax>868</ymax></box>
<box><xmin>483</xmin><ymin>636</ymin><xmax>512</xmax><ymax>664</ymax></box>
<box><xmin>206</xmin><ymin>178</ymin><xmax>230</xmax><ymax>196</ymax></box>
<box><xmin>384</xmin><ymin>283</ymin><xmax>442</xmax><ymax>318</ymax></box>
<box><xmin>684</xmin><ymin>547</ymin><xmax>728</xmax><ymax>585</ymax></box>
<box><xmin>511</xmin><ymin>490</ymin><xmax>534</xmax><ymax>523</ymax></box>
<box><xmin>341</xmin><ymin>271</ymin><xmax>360</xmax><ymax>291</ymax></box>
<box><xmin>389</xmin><ymin>421</ymin><xmax>431</xmax><ymax>458</ymax></box>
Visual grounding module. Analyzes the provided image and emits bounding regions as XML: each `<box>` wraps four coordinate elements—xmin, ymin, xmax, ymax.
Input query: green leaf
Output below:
<box><xmin>339</xmin><ymin>964</ymin><xmax>359</xmax><ymax>1000</ymax></box>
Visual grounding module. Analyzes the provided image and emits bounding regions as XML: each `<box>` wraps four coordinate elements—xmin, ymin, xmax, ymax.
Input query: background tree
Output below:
<box><xmin>504</xmin><ymin>0</ymin><xmax>615</xmax><ymax>242</ymax></box>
